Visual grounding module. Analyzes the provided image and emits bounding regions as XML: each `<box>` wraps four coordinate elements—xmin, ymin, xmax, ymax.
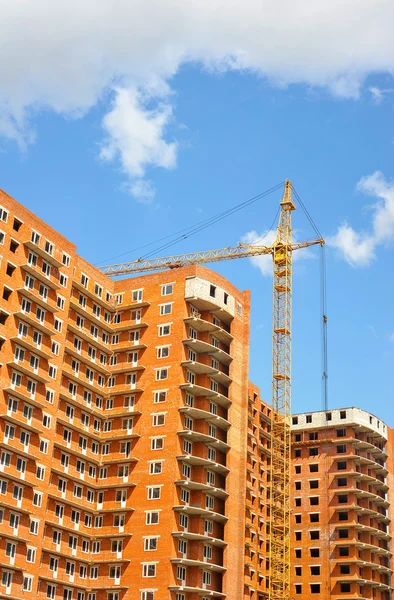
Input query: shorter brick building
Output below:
<box><xmin>291</xmin><ymin>407</ymin><xmax>393</xmax><ymax>600</ymax></box>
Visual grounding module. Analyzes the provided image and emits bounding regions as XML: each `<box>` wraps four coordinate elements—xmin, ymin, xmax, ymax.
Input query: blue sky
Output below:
<box><xmin>1</xmin><ymin>1</ymin><xmax>393</xmax><ymax>424</ymax></box>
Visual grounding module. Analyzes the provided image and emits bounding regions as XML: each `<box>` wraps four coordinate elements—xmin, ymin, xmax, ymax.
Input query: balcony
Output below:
<box><xmin>72</xmin><ymin>281</ymin><xmax>116</xmax><ymax>311</ymax></box>
<box><xmin>67</xmin><ymin>323</ymin><xmax>110</xmax><ymax>354</ymax></box>
<box><xmin>180</xmin><ymin>382</ymin><xmax>231</xmax><ymax>408</ymax></box>
<box><xmin>170</xmin><ymin>557</ymin><xmax>226</xmax><ymax>573</ymax></box>
<box><xmin>23</xmin><ymin>239</ymin><xmax>63</xmax><ymax>268</ymax></box>
<box><xmin>10</xmin><ymin>335</ymin><xmax>52</xmax><ymax>359</ymax></box>
<box><xmin>174</xmin><ymin>479</ymin><xmax>228</xmax><ymax>500</ymax></box>
<box><xmin>174</xmin><ymin>504</ymin><xmax>227</xmax><ymax>523</ymax></box>
<box><xmin>110</xmin><ymin>362</ymin><xmax>146</xmax><ymax>375</ymax></box>
<box><xmin>69</xmin><ymin>297</ymin><xmax>113</xmax><ymax>333</ymax></box>
<box><xmin>21</xmin><ymin>263</ymin><xmax>60</xmax><ymax>290</ymax></box>
<box><xmin>17</xmin><ymin>287</ymin><xmax>58</xmax><ymax>313</ymax></box>
<box><xmin>179</xmin><ymin>407</ymin><xmax>230</xmax><ymax>431</ymax></box>
<box><xmin>14</xmin><ymin>312</ymin><xmax>53</xmax><ymax>337</ymax></box>
<box><xmin>111</xmin><ymin>319</ymin><xmax>149</xmax><ymax>332</ymax></box>
<box><xmin>177</xmin><ymin>453</ymin><xmax>229</xmax><ymax>475</ymax></box>
<box><xmin>183</xmin><ymin>338</ymin><xmax>232</xmax><ymax>365</ymax></box>
<box><xmin>168</xmin><ymin>585</ymin><xmax>225</xmax><ymax>598</ymax></box>
<box><xmin>178</xmin><ymin>429</ymin><xmax>230</xmax><ymax>452</ymax></box>
<box><xmin>182</xmin><ymin>360</ymin><xmax>231</xmax><ymax>388</ymax></box>
<box><xmin>184</xmin><ymin>314</ymin><xmax>233</xmax><ymax>344</ymax></box>
<box><xmin>331</xmin><ymin>575</ymin><xmax>391</xmax><ymax>592</ymax></box>
<box><xmin>64</xmin><ymin>342</ymin><xmax>110</xmax><ymax>376</ymax></box>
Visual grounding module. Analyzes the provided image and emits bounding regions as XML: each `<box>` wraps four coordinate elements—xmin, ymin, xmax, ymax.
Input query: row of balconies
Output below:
<box><xmin>171</xmin><ymin>304</ymin><xmax>232</xmax><ymax>600</ymax></box>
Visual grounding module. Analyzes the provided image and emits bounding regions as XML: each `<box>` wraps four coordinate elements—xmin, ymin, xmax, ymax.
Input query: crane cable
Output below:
<box><xmin>95</xmin><ymin>181</ymin><xmax>285</xmax><ymax>266</ymax></box>
<box><xmin>293</xmin><ymin>186</ymin><xmax>328</xmax><ymax>412</ymax></box>
<box><xmin>139</xmin><ymin>182</ymin><xmax>285</xmax><ymax>260</ymax></box>
<box><xmin>293</xmin><ymin>185</ymin><xmax>331</xmax><ymax>597</ymax></box>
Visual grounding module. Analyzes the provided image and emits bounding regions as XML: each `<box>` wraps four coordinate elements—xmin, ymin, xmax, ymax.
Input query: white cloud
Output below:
<box><xmin>0</xmin><ymin>0</ymin><xmax>394</xmax><ymax>189</ymax></box>
<box><xmin>100</xmin><ymin>86</ymin><xmax>177</xmax><ymax>201</ymax></box>
<box><xmin>240</xmin><ymin>229</ymin><xmax>309</xmax><ymax>275</ymax></box>
<box><xmin>328</xmin><ymin>171</ymin><xmax>394</xmax><ymax>266</ymax></box>
<box><xmin>369</xmin><ymin>86</ymin><xmax>394</xmax><ymax>104</ymax></box>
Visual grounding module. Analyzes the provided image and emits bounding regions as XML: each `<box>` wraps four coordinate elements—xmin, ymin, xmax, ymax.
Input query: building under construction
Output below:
<box><xmin>0</xmin><ymin>188</ymin><xmax>392</xmax><ymax>600</ymax></box>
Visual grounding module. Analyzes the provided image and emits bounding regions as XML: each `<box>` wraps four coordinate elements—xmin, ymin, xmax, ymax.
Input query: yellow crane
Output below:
<box><xmin>100</xmin><ymin>180</ymin><xmax>324</xmax><ymax>600</ymax></box>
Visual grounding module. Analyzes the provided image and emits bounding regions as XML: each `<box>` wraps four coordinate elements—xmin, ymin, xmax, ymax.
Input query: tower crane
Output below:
<box><xmin>100</xmin><ymin>181</ymin><xmax>324</xmax><ymax>600</ymax></box>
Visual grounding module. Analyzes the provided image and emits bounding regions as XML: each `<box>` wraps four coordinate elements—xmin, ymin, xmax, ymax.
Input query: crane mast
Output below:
<box><xmin>100</xmin><ymin>181</ymin><xmax>323</xmax><ymax>600</ymax></box>
<box><xmin>269</xmin><ymin>180</ymin><xmax>294</xmax><ymax>600</ymax></box>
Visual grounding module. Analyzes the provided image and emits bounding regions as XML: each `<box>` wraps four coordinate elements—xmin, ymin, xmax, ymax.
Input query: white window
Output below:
<box><xmin>155</xmin><ymin>368</ymin><xmax>168</xmax><ymax>381</ymax></box>
<box><xmin>31</xmin><ymin>230</ymin><xmax>40</xmax><ymax>244</ymax></box>
<box><xmin>207</xmin><ymin>446</ymin><xmax>216</xmax><ymax>461</ymax></box>
<box><xmin>0</xmin><ymin>207</ymin><xmax>8</xmax><ymax>222</ymax></box>
<box><xmin>204</xmin><ymin>519</ymin><xmax>213</xmax><ymax>535</ymax></box>
<box><xmin>207</xmin><ymin>471</ymin><xmax>215</xmax><ymax>485</ymax></box>
<box><xmin>81</xmin><ymin>274</ymin><xmax>89</xmax><ymax>288</ymax></box>
<box><xmin>47</xmin><ymin>584</ymin><xmax>56</xmax><ymax>600</ymax></box>
<box><xmin>151</xmin><ymin>437</ymin><xmax>164</xmax><ymax>451</ymax></box>
<box><xmin>185</xmin><ymin>392</ymin><xmax>194</xmax><ymax>407</ymax></box>
<box><xmin>36</xmin><ymin>307</ymin><xmax>45</xmax><ymax>323</ymax></box>
<box><xmin>183</xmin><ymin>439</ymin><xmax>192</xmax><ymax>454</ymax></box>
<box><xmin>42</xmin><ymin>261</ymin><xmax>51</xmax><ymax>277</ymax></box>
<box><xmin>182</xmin><ymin>463</ymin><xmax>191</xmax><ymax>479</ymax></box>
<box><xmin>210</xmin><ymin>379</ymin><xmax>218</xmax><ymax>392</ymax></box>
<box><xmin>26</xmin><ymin>547</ymin><xmax>36</xmax><ymax>563</ymax></box>
<box><xmin>145</xmin><ymin>511</ymin><xmax>159</xmax><ymax>525</ymax></box>
<box><xmin>142</xmin><ymin>564</ymin><xmax>156</xmax><ymax>578</ymax></box>
<box><xmin>152</xmin><ymin>413</ymin><xmax>166</xmax><ymax>427</ymax></box>
<box><xmin>48</xmin><ymin>365</ymin><xmax>57</xmax><ymax>379</ymax></box>
<box><xmin>149</xmin><ymin>461</ymin><xmax>163</xmax><ymax>475</ymax></box>
<box><xmin>157</xmin><ymin>346</ymin><xmax>170</xmax><ymax>359</ymax></box>
<box><xmin>140</xmin><ymin>593</ymin><xmax>155</xmax><ymax>600</ymax></box>
<box><xmin>36</xmin><ymin>465</ymin><xmax>45</xmax><ymax>480</ymax></box>
<box><xmin>30</xmin><ymin>519</ymin><xmax>39</xmax><ymax>535</ymax></box>
<box><xmin>161</xmin><ymin>283</ymin><xmax>173</xmax><ymax>296</ymax></box>
<box><xmin>147</xmin><ymin>487</ymin><xmax>161</xmax><ymax>500</ymax></box>
<box><xmin>33</xmin><ymin>492</ymin><xmax>42</xmax><ymax>506</ymax></box>
<box><xmin>54</xmin><ymin>318</ymin><xmax>62</xmax><ymax>332</ymax></box>
<box><xmin>39</xmin><ymin>283</ymin><xmax>48</xmax><ymax>300</ymax></box>
<box><xmin>158</xmin><ymin>324</ymin><xmax>171</xmax><ymax>336</ymax></box>
<box><xmin>60</xmin><ymin>273</ymin><xmax>68</xmax><ymax>287</ymax></box>
<box><xmin>212</xmin><ymin>336</ymin><xmax>220</xmax><ymax>348</ymax></box>
<box><xmin>159</xmin><ymin>303</ymin><xmax>172</xmax><ymax>316</ymax></box>
<box><xmin>203</xmin><ymin>571</ymin><xmax>211</xmax><ymax>586</ymax></box>
<box><xmin>144</xmin><ymin>537</ymin><xmax>158</xmax><ymax>551</ymax></box>
<box><xmin>18</xmin><ymin>322</ymin><xmax>28</xmax><ymax>338</ymax></box>
<box><xmin>2</xmin><ymin>571</ymin><xmax>12</xmax><ymax>588</ymax></box>
<box><xmin>206</xmin><ymin>495</ymin><xmax>215</xmax><ymax>510</ymax></box>
<box><xmin>132</xmin><ymin>289</ymin><xmax>143</xmax><ymax>302</ymax></box>
<box><xmin>177</xmin><ymin>566</ymin><xmax>186</xmax><ymax>581</ymax></box>
<box><xmin>181</xmin><ymin>488</ymin><xmax>190</xmax><ymax>504</ymax></box>
<box><xmin>44</xmin><ymin>240</ymin><xmax>54</xmax><ymax>255</ymax></box>
<box><xmin>62</xmin><ymin>253</ymin><xmax>70</xmax><ymax>267</ymax></box>
<box><xmin>153</xmin><ymin>390</ymin><xmax>166</xmax><ymax>403</ymax></box>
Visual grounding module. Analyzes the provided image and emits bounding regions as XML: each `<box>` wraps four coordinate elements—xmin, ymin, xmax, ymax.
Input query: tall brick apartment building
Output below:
<box><xmin>0</xmin><ymin>188</ymin><xmax>392</xmax><ymax>600</ymax></box>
